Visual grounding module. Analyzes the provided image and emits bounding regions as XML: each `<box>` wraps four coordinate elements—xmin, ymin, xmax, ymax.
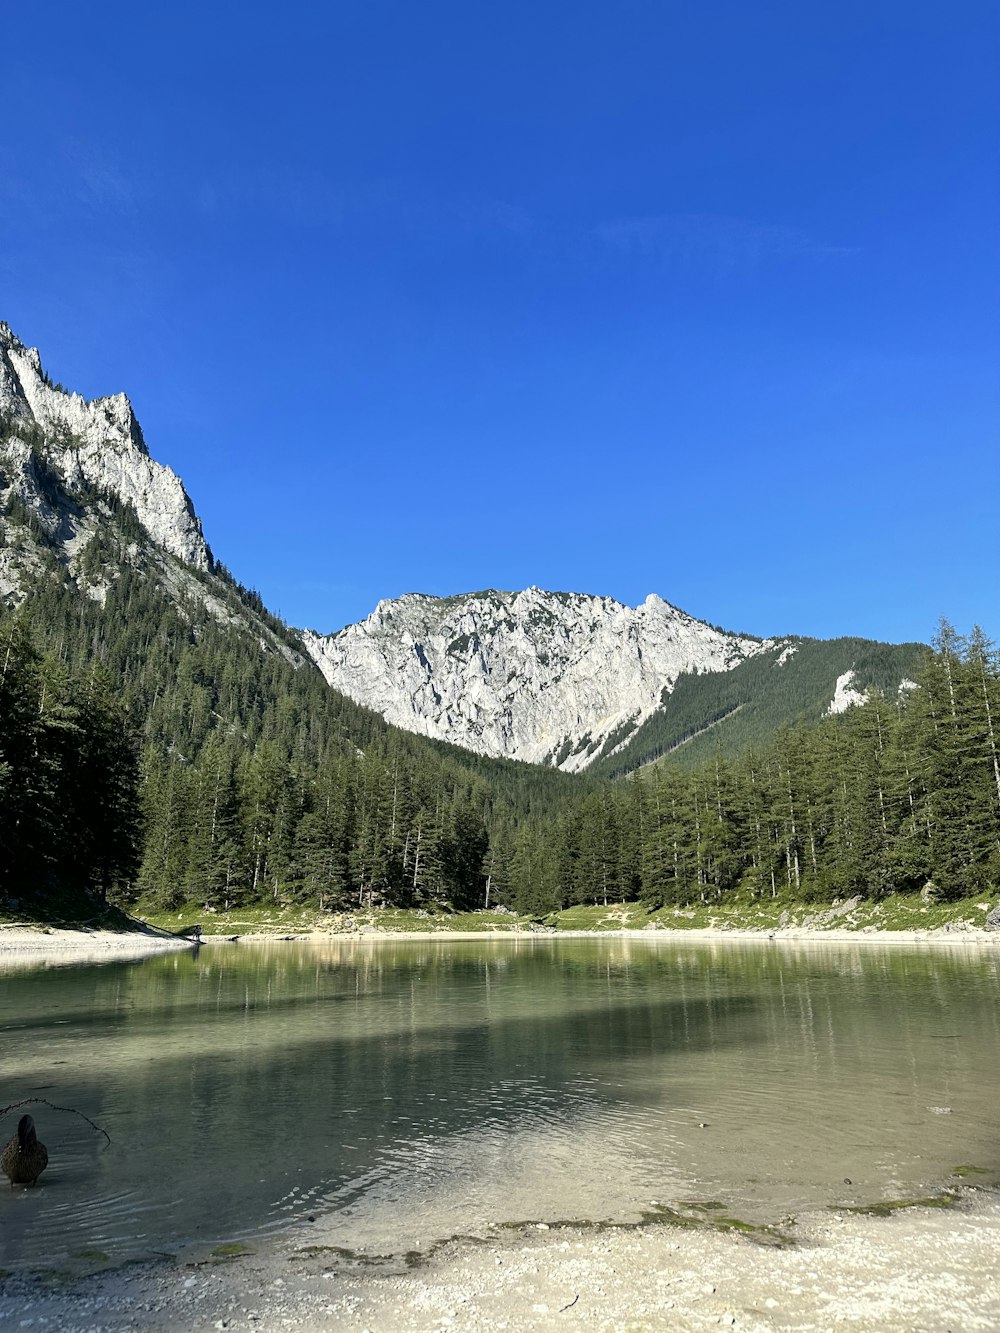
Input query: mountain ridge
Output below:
<box><xmin>302</xmin><ymin>589</ymin><xmax>926</xmax><ymax>774</ymax></box>
<box><xmin>303</xmin><ymin>586</ymin><xmax>780</xmax><ymax>772</ymax></box>
<box><xmin>0</xmin><ymin>318</ymin><xmax>926</xmax><ymax>782</ymax></box>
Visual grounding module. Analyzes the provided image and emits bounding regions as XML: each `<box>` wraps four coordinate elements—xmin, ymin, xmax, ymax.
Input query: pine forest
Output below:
<box><xmin>3</xmin><ymin>564</ymin><xmax>999</xmax><ymax>922</ymax></box>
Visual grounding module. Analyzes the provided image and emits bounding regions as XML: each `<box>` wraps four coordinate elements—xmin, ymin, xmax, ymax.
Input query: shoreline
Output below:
<box><xmin>0</xmin><ymin>924</ymin><xmax>194</xmax><ymax>968</ymax></box>
<box><xmin>288</xmin><ymin>924</ymin><xmax>1000</xmax><ymax>945</ymax></box>
<box><xmin>3</xmin><ymin>1189</ymin><xmax>999</xmax><ymax>1330</ymax></box>
<box><xmin>1</xmin><ymin>920</ymin><xmax>997</xmax><ymax>965</ymax></box>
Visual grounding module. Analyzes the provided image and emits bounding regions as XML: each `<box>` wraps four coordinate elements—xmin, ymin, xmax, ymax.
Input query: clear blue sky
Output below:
<box><xmin>2</xmin><ymin>2</ymin><xmax>996</xmax><ymax>643</ymax></box>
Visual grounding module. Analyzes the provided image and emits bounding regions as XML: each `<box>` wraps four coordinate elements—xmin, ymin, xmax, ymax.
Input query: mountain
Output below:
<box><xmin>0</xmin><ymin>321</ymin><xmax>208</xmax><ymax>572</ymax></box>
<box><xmin>1</xmin><ymin>318</ymin><xmax>925</xmax><ymax>789</ymax></box>
<box><xmin>0</xmin><ymin>321</ymin><xmax>586</xmax><ymax>919</ymax></box>
<box><xmin>6</xmin><ymin>319</ymin><xmax>988</xmax><ymax>921</ymax></box>
<box><xmin>303</xmin><ymin>591</ymin><xmax>926</xmax><ymax>773</ymax></box>
<box><xmin>0</xmin><ymin>321</ymin><xmax>304</xmax><ymax>664</ymax></box>
<box><xmin>303</xmin><ymin>590</ymin><xmax>773</xmax><ymax>771</ymax></box>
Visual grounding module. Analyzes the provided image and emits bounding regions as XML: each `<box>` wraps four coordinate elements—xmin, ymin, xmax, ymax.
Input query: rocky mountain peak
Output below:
<box><xmin>0</xmin><ymin>321</ymin><xmax>209</xmax><ymax>570</ymax></box>
<box><xmin>302</xmin><ymin>587</ymin><xmax>773</xmax><ymax>772</ymax></box>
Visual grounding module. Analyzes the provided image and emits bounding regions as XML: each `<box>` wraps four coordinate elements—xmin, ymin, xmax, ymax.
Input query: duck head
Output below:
<box><xmin>17</xmin><ymin>1115</ymin><xmax>37</xmax><ymax>1148</ymax></box>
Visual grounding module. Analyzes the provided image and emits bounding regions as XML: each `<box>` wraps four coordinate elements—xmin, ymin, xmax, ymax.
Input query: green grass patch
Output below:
<box><xmin>18</xmin><ymin>891</ymin><xmax>990</xmax><ymax>940</ymax></box>
<box><xmin>550</xmin><ymin>893</ymin><xmax>997</xmax><ymax>936</ymax></box>
<box><xmin>547</xmin><ymin>903</ymin><xmax>650</xmax><ymax>931</ymax></box>
<box><xmin>129</xmin><ymin>901</ymin><xmax>537</xmax><ymax>937</ymax></box>
<box><xmin>860</xmin><ymin>894</ymin><xmax>994</xmax><ymax>932</ymax></box>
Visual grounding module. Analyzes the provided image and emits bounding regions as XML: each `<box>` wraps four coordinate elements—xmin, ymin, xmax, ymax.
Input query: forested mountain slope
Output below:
<box><xmin>502</xmin><ymin>622</ymin><xmax>1000</xmax><ymax>916</ymax></box>
<box><xmin>3</xmin><ymin>319</ymin><xmax>994</xmax><ymax>922</ymax></box>
<box><xmin>592</xmin><ymin>637</ymin><xmax>927</xmax><ymax>777</ymax></box>
<box><xmin>304</xmin><ymin>591</ymin><xmax>926</xmax><ymax>774</ymax></box>
<box><xmin>0</xmin><ymin>323</ymin><xmax>585</xmax><ymax>917</ymax></box>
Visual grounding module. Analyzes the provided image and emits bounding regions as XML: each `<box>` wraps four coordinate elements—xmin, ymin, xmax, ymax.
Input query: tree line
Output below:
<box><xmin>0</xmin><ymin>617</ymin><xmax>141</xmax><ymax>911</ymax></box>
<box><xmin>3</xmin><ymin>571</ymin><xmax>999</xmax><ymax>919</ymax></box>
<box><xmin>501</xmin><ymin>620</ymin><xmax>1000</xmax><ymax>914</ymax></box>
<box><xmin>0</xmin><ymin>550</ymin><xmax>582</xmax><ymax>915</ymax></box>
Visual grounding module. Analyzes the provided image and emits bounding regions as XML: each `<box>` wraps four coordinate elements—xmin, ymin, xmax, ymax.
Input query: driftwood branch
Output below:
<box><xmin>0</xmin><ymin>1097</ymin><xmax>111</xmax><ymax>1148</ymax></box>
<box><xmin>559</xmin><ymin>1294</ymin><xmax>580</xmax><ymax>1313</ymax></box>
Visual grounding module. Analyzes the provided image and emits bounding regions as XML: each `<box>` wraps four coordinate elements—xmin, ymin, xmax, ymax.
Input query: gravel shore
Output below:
<box><xmin>2</xmin><ymin>1193</ymin><xmax>999</xmax><ymax>1331</ymax></box>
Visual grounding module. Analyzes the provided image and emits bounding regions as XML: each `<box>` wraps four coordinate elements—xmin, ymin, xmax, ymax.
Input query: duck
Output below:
<box><xmin>1</xmin><ymin>1114</ymin><xmax>48</xmax><ymax>1188</ymax></box>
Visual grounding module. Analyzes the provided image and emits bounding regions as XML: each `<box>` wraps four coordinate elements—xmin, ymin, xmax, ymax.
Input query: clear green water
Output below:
<box><xmin>1</xmin><ymin>936</ymin><xmax>998</xmax><ymax>1271</ymax></box>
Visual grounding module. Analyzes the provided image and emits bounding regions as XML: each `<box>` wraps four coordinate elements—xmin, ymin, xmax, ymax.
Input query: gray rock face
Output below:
<box><xmin>0</xmin><ymin>321</ymin><xmax>305</xmax><ymax>666</ymax></box>
<box><xmin>303</xmin><ymin>588</ymin><xmax>774</xmax><ymax>771</ymax></box>
<box><xmin>0</xmin><ymin>322</ymin><xmax>209</xmax><ymax>570</ymax></box>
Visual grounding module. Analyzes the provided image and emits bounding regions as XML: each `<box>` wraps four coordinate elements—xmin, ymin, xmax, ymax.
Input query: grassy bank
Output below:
<box><xmin>554</xmin><ymin>893</ymin><xmax>998</xmax><ymax>934</ymax></box>
<box><xmin>120</xmin><ymin>892</ymin><xmax>999</xmax><ymax>938</ymax></box>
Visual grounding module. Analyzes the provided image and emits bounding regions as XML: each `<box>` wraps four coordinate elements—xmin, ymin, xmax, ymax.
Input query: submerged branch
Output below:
<box><xmin>0</xmin><ymin>1097</ymin><xmax>112</xmax><ymax>1148</ymax></box>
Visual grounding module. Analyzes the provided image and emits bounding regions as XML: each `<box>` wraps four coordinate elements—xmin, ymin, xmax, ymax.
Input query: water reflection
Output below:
<box><xmin>1</xmin><ymin>937</ymin><xmax>998</xmax><ymax>1270</ymax></box>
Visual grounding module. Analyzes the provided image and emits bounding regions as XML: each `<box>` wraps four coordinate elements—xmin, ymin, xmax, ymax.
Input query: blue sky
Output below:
<box><xmin>2</xmin><ymin>2</ymin><xmax>997</xmax><ymax>643</ymax></box>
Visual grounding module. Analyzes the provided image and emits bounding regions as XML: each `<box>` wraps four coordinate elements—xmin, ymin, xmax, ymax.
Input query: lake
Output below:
<box><xmin>2</xmin><ymin>936</ymin><xmax>998</xmax><ymax>1272</ymax></box>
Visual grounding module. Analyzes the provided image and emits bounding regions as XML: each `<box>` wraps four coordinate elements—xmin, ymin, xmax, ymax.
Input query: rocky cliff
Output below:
<box><xmin>0</xmin><ymin>321</ymin><xmax>303</xmax><ymax>662</ymax></box>
<box><xmin>0</xmin><ymin>321</ymin><xmax>209</xmax><ymax>575</ymax></box>
<box><xmin>303</xmin><ymin>588</ymin><xmax>777</xmax><ymax>771</ymax></box>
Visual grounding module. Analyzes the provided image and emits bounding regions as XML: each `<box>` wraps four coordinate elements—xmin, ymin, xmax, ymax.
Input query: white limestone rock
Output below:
<box><xmin>0</xmin><ymin>321</ymin><xmax>305</xmax><ymax>665</ymax></box>
<box><xmin>0</xmin><ymin>321</ymin><xmax>209</xmax><ymax>569</ymax></box>
<box><xmin>826</xmin><ymin>670</ymin><xmax>868</xmax><ymax>715</ymax></box>
<box><xmin>303</xmin><ymin>588</ymin><xmax>775</xmax><ymax>771</ymax></box>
